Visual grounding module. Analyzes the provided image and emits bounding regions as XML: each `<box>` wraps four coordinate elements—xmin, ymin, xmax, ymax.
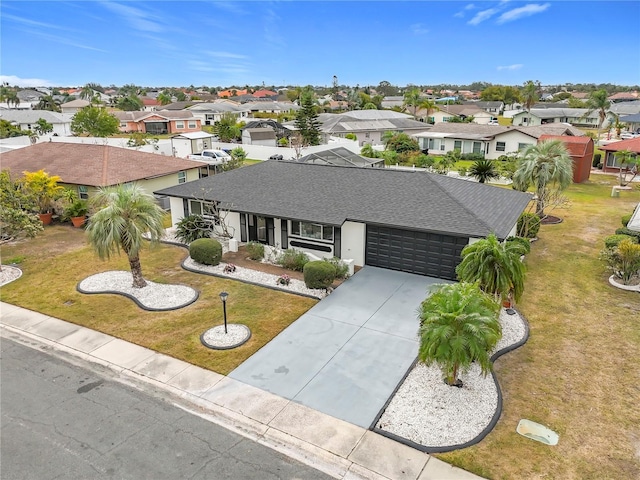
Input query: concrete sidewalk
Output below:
<box><xmin>0</xmin><ymin>302</ymin><xmax>485</xmax><ymax>480</ymax></box>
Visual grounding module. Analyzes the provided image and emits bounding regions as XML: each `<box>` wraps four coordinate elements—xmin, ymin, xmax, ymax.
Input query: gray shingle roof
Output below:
<box><xmin>0</xmin><ymin>110</ymin><xmax>72</xmax><ymax>124</ymax></box>
<box><xmin>155</xmin><ymin>161</ymin><xmax>531</xmax><ymax>239</ymax></box>
<box><xmin>298</xmin><ymin>147</ymin><xmax>384</xmax><ymax>167</ymax></box>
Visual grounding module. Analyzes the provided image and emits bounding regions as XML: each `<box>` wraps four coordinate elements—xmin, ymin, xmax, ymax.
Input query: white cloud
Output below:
<box><xmin>465</xmin><ymin>4</ymin><xmax>477</xmax><ymax>10</ymax></box>
<box><xmin>100</xmin><ymin>2</ymin><xmax>164</xmax><ymax>32</ymax></box>
<box><xmin>497</xmin><ymin>64</ymin><xmax>524</xmax><ymax>71</ymax></box>
<box><xmin>454</xmin><ymin>3</ymin><xmax>476</xmax><ymax>18</ymax></box>
<box><xmin>2</xmin><ymin>13</ymin><xmax>74</xmax><ymax>32</ymax></box>
<box><xmin>0</xmin><ymin>75</ymin><xmax>55</xmax><ymax>87</ymax></box>
<box><xmin>206</xmin><ymin>51</ymin><xmax>248</xmax><ymax>60</ymax></box>
<box><xmin>411</xmin><ymin>23</ymin><xmax>429</xmax><ymax>35</ymax></box>
<box><xmin>497</xmin><ymin>3</ymin><xmax>550</xmax><ymax>24</ymax></box>
<box><xmin>468</xmin><ymin>7</ymin><xmax>500</xmax><ymax>25</ymax></box>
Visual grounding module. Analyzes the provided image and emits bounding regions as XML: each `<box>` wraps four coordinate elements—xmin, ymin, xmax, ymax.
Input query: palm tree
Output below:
<box><xmin>417</xmin><ymin>98</ymin><xmax>439</xmax><ymax>123</ymax></box>
<box><xmin>87</xmin><ymin>184</ymin><xmax>166</xmax><ymax>288</ymax></box>
<box><xmin>403</xmin><ymin>87</ymin><xmax>422</xmax><ymax>117</ymax></box>
<box><xmin>418</xmin><ymin>282</ymin><xmax>502</xmax><ymax>387</ymax></box>
<box><xmin>35</xmin><ymin>95</ymin><xmax>61</xmax><ymax>112</ymax></box>
<box><xmin>584</xmin><ymin>89</ymin><xmax>611</xmax><ymax>144</ymax></box>
<box><xmin>521</xmin><ymin>80</ymin><xmax>539</xmax><ymax>111</ymax></box>
<box><xmin>614</xmin><ymin>150</ymin><xmax>639</xmax><ymax>187</ymax></box>
<box><xmin>513</xmin><ymin>139</ymin><xmax>573</xmax><ymax>217</ymax></box>
<box><xmin>4</xmin><ymin>90</ymin><xmax>20</xmax><ymax>109</ymax></box>
<box><xmin>469</xmin><ymin>159</ymin><xmax>499</xmax><ymax>183</ymax></box>
<box><xmin>79</xmin><ymin>84</ymin><xmax>94</xmax><ymax>101</ymax></box>
<box><xmin>157</xmin><ymin>92</ymin><xmax>172</xmax><ymax>105</ymax></box>
<box><xmin>456</xmin><ymin>233</ymin><xmax>528</xmax><ymax>306</ymax></box>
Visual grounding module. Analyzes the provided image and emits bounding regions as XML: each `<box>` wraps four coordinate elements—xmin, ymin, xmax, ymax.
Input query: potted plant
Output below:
<box><xmin>22</xmin><ymin>170</ymin><xmax>64</xmax><ymax>225</ymax></box>
<box><xmin>64</xmin><ymin>199</ymin><xmax>89</xmax><ymax>227</ymax></box>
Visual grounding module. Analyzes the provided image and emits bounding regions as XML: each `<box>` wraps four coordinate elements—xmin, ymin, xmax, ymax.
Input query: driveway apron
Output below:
<box><xmin>229</xmin><ymin>266</ymin><xmax>445</xmax><ymax>428</ymax></box>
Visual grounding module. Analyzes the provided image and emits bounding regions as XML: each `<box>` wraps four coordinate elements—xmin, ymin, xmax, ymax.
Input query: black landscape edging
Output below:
<box><xmin>76</xmin><ymin>283</ymin><xmax>199</xmax><ymax>312</ymax></box>
<box><xmin>371</xmin><ymin>309</ymin><xmax>530</xmax><ymax>453</ymax></box>
<box><xmin>180</xmin><ymin>257</ymin><xmax>323</xmax><ymax>300</ymax></box>
<box><xmin>200</xmin><ymin>324</ymin><xmax>252</xmax><ymax>350</ymax></box>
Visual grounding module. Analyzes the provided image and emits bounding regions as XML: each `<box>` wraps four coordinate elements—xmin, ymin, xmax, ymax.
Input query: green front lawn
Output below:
<box><xmin>0</xmin><ymin>226</ymin><xmax>316</xmax><ymax>375</ymax></box>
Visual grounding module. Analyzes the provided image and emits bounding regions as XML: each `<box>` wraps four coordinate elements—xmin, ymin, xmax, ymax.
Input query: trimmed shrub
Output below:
<box><xmin>189</xmin><ymin>238</ymin><xmax>222</xmax><ymax>265</ymax></box>
<box><xmin>458</xmin><ymin>166</ymin><xmax>468</xmax><ymax>177</ymax></box>
<box><xmin>604</xmin><ymin>234</ymin><xmax>637</xmax><ymax>249</ymax></box>
<box><xmin>323</xmin><ymin>257</ymin><xmax>350</xmax><ymax>279</ymax></box>
<box><xmin>592</xmin><ymin>153</ymin><xmax>601</xmax><ymax>168</ymax></box>
<box><xmin>621</xmin><ymin>214</ymin><xmax>632</xmax><ymax>227</ymax></box>
<box><xmin>277</xmin><ymin>249</ymin><xmax>309</xmax><ymax>271</ymax></box>
<box><xmin>517</xmin><ymin>213</ymin><xmax>541</xmax><ymax>238</ymax></box>
<box><xmin>304</xmin><ymin>260</ymin><xmax>337</xmax><ymax>289</ymax></box>
<box><xmin>460</xmin><ymin>152</ymin><xmax>485</xmax><ymax>161</ymax></box>
<box><xmin>246</xmin><ymin>241</ymin><xmax>264</xmax><ymax>260</ymax></box>
<box><xmin>615</xmin><ymin>227</ymin><xmax>640</xmax><ymax>241</ymax></box>
<box><xmin>506</xmin><ymin>236</ymin><xmax>531</xmax><ymax>254</ymax></box>
<box><xmin>175</xmin><ymin>214</ymin><xmax>214</xmax><ymax>244</ymax></box>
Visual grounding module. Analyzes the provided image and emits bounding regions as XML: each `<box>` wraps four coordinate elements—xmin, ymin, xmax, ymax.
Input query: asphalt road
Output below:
<box><xmin>0</xmin><ymin>338</ymin><xmax>334</xmax><ymax>480</ymax></box>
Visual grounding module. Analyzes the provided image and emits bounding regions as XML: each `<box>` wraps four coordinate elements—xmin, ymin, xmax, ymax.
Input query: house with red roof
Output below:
<box><xmin>599</xmin><ymin>137</ymin><xmax>640</xmax><ymax>174</ymax></box>
<box><xmin>218</xmin><ymin>88</ymin><xmax>249</xmax><ymax>98</ymax></box>
<box><xmin>252</xmin><ymin>89</ymin><xmax>278</xmax><ymax>98</ymax></box>
<box><xmin>113</xmin><ymin>110</ymin><xmax>201</xmax><ymax>134</ymax></box>
<box><xmin>539</xmin><ymin>135</ymin><xmax>594</xmax><ymax>183</ymax></box>
<box><xmin>139</xmin><ymin>96</ymin><xmax>161</xmax><ymax>111</ymax></box>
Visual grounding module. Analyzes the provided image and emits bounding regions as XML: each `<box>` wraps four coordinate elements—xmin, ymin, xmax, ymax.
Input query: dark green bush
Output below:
<box><xmin>277</xmin><ymin>249</ymin><xmax>309</xmax><ymax>271</ymax></box>
<box><xmin>622</xmin><ymin>213</ymin><xmax>632</xmax><ymax>227</ymax></box>
<box><xmin>517</xmin><ymin>213</ymin><xmax>541</xmax><ymax>238</ymax></box>
<box><xmin>246</xmin><ymin>241</ymin><xmax>264</xmax><ymax>260</ymax></box>
<box><xmin>175</xmin><ymin>214</ymin><xmax>214</xmax><ymax>244</ymax></box>
<box><xmin>604</xmin><ymin>234</ymin><xmax>637</xmax><ymax>249</ymax></box>
<box><xmin>460</xmin><ymin>152</ymin><xmax>485</xmax><ymax>161</ymax></box>
<box><xmin>592</xmin><ymin>153</ymin><xmax>601</xmax><ymax>168</ymax></box>
<box><xmin>304</xmin><ymin>261</ymin><xmax>337</xmax><ymax>289</ymax></box>
<box><xmin>615</xmin><ymin>227</ymin><xmax>640</xmax><ymax>240</ymax></box>
<box><xmin>506</xmin><ymin>236</ymin><xmax>531</xmax><ymax>254</ymax></box>
<box><xmin>323</xmin><ymin>257</ymin><xmax>350</xmax><ymax>279</ymax></box>
<box><xmin>189</xmin><ymin>238</ymin><xmax>222</xmax><ymax>265</ymax></box>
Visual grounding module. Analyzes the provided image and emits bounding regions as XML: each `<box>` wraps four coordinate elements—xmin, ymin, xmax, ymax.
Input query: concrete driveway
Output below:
<box><xmin>230</xmin><ymin>266</ymin><xmax>446</xmax><ymax>428</ymax></box>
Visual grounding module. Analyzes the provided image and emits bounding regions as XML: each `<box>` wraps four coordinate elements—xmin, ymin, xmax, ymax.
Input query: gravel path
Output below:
<box><xmin>183</xmin><ymin>257</ymin><xmax>328</xmax><ymax>299</ymax></box>
<box><xmin>376</xmin><ymin>308</ymin><xmax>527</xmax><ymax>449</ymax></box>
<box><xmin>78</xmin><ymin>271</ymin><xmax>198</xmax><ymax>311</ymax></box>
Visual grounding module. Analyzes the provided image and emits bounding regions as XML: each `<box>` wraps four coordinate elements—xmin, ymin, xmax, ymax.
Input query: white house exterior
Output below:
<box><xmin>60</xmin><ymin>99</ymin><xmax>91</xmax><ymax>114</ymax></box>
<box><xmin>511</xmin><ymin>108</ymin><xmax>601</xmax><ymax>128</ymax></box>
<box><xmin>187</xmin><ymin>101</ymin><xmax>250</xmax><ymax>126</ymax></box>
<box><xmin>170</xmin><ymin>131</ymin><xmax>216</xmax><ymax>158</ymax></box>
<box><xmin>0</xmin><ymin>110</ymin><xmax>74</xmax><ymax>136</ymax></box>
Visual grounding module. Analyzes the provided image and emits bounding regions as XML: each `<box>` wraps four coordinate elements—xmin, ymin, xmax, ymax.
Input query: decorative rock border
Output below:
<box><xmin>609</xmin><ymin>275</ymin><xmax>640</xmax><ymax>292</ymax></box>
<box><xmin>0</xmin><ymin>265</ymin><xmax>23</xmax><ymax>287</ymax></box>
<box><xmin>371</xmin><ymin>309</ymin><xmax>530</xmax><ymax>453</ymax></box>
<box><xmin>200</xmin><ymin>324</ymin><xmax>252</xmax><ymax>350</ymax></box>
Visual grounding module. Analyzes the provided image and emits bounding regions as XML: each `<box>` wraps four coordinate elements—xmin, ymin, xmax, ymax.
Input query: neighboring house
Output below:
<box><xmin>140</xmin><ymin>96</ymin><xmax>161</xmax><ymax>111</ymax></box>
<box><xmin>242</xmin><ymin>127</ymin><xmax>277</xmax><ymax>146</ymax></box>
<box><xmin>60</xmin><ymin>99</ymin><xmax>91</xmax><ymax>114</ymax></box>
<box><xmin>113</xmin><ymin>110</ymin><xmax>201</xmax><ymax>134</ymax></box>
<box><xmin>539</xmin><ymin>134</ymin><xmax>594</xmax><ymax>183</ymax></box>
<box><xmin>155</xmin><ymin>161</ymin><xmax>531</xmax><ymax>280</ymax></box>
<box><xmin>17</xmin><ymin>89</ymin><xmax>45</xmax><ymax>105</ymax></box>
<box><xmin>422</xmin><ymin>104</ymin><xmax>493</xmax><ymax>124</ymax></box>
<box><xmin>316</xmin><ymin>110</ymin><xmax>431</xmax><ymax>146</ymax></box>
<box><xmin>252</xmin><ymin>89</ymin><xmax>278</xmax><ymax>99</ymax></box>
<box><xmin>511</xmin><ymin>108</ymin><xmax>601</xmax><ymax>128</ymax></box>
<box><xmin>608</xmin><ymin>91</ymin><xmax>639</xmax><ymax>103</ymax></box>
<box><xmin>297</xmin><ymin>147</ymin><xmax>385</xmax><ymax>167</ymax></box>
<box><xmin>162</xmin><ymin>101</ymin><xmax>198</xmax><ymax>110</ymax></box>
<box><xmin>243</xmin><ymin>101</ymin><xmax>300</xmax><ymax>116</ymax></box>
<box><xmin>381</xmin><ymin>96</ymin><xmax>404</xmax><ymax>109</ymax></box>
<box><xmin>0</xmin><ymin>110</ymin><xmax>74</xmax><ymax>136</ymax></box>
<box><xmin>619</xmin><ymin>113</ymin><xmax>640</xmax><ymax>134</ymax></box>
<box><xmin>0</xmin><ymin>143</ymin><xmax>208</xmax><ymax>203</ymax></box>
<box><xmin>609</xmin><ymin>100</ymin><xmax>640</xmax><ymax>117</ymax></box>
<box><xmin>599</xmin><ymin>137</ymin><xmax>640</xmax><ymax>174</ymax></box>
<box><xmin>462</xmin><ymin>101</ymin><xmax>504</xmax><ymax>115</ymax></box>
<box><xmin>414</xmin><ymin>122</ymin><xmax>585</xmax><ymax>159</ymax></box>
<box><xmin>242</xmin><ymin>119</ymin><xmax>292</xmax><ymax>140</ymax></box>
<box><xmin>0</xmin><ymin>102</ymin><xmax>33</xmax><ymax>110</ymax></box>
<box><xmin>218</xmin><ymin>88</ymin><xmax>249</xmax><ymax>98</ymax></box>
<box><xmin>187</xmin><ymin>101</ymin><xmax>250</xmax><ymax>126</ymax></box>
<box><xmin>170</xmin><ymin>131</ymin><xmax>216</xmax><ymax>158</ymax></box>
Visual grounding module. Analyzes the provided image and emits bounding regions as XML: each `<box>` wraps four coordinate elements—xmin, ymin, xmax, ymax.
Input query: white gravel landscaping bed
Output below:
<box><xmin>78</xmin><ymin>271</ymin><xmax>198</xmax><ymax>310</ymax></box>
<box><xmin>376</xmin><ymin>308</ymin><xmax>528</xmax><ymax>449</ymax></box>
<box><xmin>0</xmin><ymin>265</ymin><xmax>22</xmax><ymax>286</ymax></box>
<box><xmin>183</xmin><ymin>257</ymin><xmax>328</xmax><ymax>299</ymax></box>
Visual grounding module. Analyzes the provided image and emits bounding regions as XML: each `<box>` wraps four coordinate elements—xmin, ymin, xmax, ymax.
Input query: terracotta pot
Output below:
<box><xmin>502</xmin><ymin>299</ymin><xmax>511</xmax><ymax>308</ymax></box>
<box><xmin>38</xmin><ymin>212</ymin><xmax>53</xmax><ymax>225</ymax></box>
<box><xmin>71</xmin><ymin>216</ymin><xmax>86</xmax><ymax>228</ymax></box>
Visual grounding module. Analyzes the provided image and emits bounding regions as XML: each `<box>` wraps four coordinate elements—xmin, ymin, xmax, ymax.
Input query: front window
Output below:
<box><xmin>176</xmin><ymin>121</ymin><xmax>185</xmax><ymax>129</ymax></box>
<box><xmin>188</xmin><ymin>121</ymin><xmax>197</xmax><ymax>129</ymax></box>
<box><xmin>178</xmin><ymin>171</ymin><xmax>186</xmax><ymax>183</ymax></box>
<box><xmin>473</xmin><ymin>142</ymin><xmax>482</xmax><ymax>154</ymax></box>
<box><xmin>454</xmin><ymin>140</ymin><xmax>462</xmax><ymax>152</ymax></box>
<box><xmin>518</xmin><ymin>143</ymin><xmax>532</xmax><ymax>151</ymax></box>
<box><xmin>78</xmin><ymin>185</ymin><xmax>89</xmax><ymax>200</ymax></box>
<box><xmin>496</xmin><ymin>142</ymin><xmax>506</xmax><ymax>152</ymax></box>
<box><xmin>290</xmin><ymin>221</ymin><xmax>333</xmax><ymax>241</ymax></box>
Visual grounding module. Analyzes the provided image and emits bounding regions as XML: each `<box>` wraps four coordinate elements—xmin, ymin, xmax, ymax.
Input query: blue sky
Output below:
<box><xmin>1</xmin><ymin>1</ymin><xmax>639</xmax><ymax>89</ymax></box>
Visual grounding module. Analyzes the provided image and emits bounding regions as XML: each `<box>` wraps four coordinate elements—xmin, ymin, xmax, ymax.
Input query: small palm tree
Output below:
<box><xmin>513</xmin><ymin>139</ymin><xmax>573</xmax><ymax>218</ymax></box>
<box><xmin>87</xmin><ymin>184</ymin><xmax>166</xmax><ymax>288</ymax></box>
<box><xmin>469</xmin><ymin>159</ymin><xmax>499</xmax><ymax>183</ymax></box>
<box><xmin>584</xmin><ymin>89</ymin><xmax>610</xmax><ymax>144</ymax></box>
<box><xmin>456</xmin><ymin>233</ymin><xmax>527</xmax><ymax>305</ymax></box>
<box><xmin>418</xmin><ymin>282</ymin><xmax>501</xmax><ymax>386</ymax></box>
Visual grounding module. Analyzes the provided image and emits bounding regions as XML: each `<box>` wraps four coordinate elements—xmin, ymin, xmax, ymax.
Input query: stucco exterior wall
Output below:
<box><xmin>341</xmin><ymin>221</ymin><xmax>366</xmax><ymax>265</ymax></box>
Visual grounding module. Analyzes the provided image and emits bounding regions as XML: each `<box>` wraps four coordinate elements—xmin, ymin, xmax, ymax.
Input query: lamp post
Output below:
<box><xmin>219</xmin><ymin>291</ymin><xmax>228</xmax><ymax>334</ymax></box>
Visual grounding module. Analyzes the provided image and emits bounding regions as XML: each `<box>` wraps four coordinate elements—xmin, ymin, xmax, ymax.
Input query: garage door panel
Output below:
<box><xmin>366</xmin><ymin>226</ymin><xmax>468</xmax><ymax>280</ymax></box>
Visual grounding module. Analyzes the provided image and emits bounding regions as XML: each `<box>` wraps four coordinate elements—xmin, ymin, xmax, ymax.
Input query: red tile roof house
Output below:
<box><xmin>113</xmin><ymin>111</ymin><xmax>201</xmax><ymax>135</ymax></box>
<box><xmin>139</xmin><ymin>96</ymin><xmax>161</xmax><ymax>111</ymax></box>
<box><xmin>539</xmin><ymin>134</ymin><xmax>594</xmax><ymax>183</ymax></box>
<box><xmin>599</xmin><ymin>137</ymin><xmax>640</xmax><ymax>174</ymax></box>
<box><xmin>0</xmin><ymin>143</ymin><xmax>208</xmax><ymax>204</ymax></box>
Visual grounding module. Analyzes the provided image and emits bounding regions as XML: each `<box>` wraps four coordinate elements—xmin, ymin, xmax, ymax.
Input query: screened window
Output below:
<box><xmin>189</xmin><ymin>200</ymin><xmax>202</xmax><ymax>215</ymax></box>
<box><xmin>496</xmin><ymin>142</ymin><xmax>506</xmax><ymax>152</ymax></box>
<box><xmin>176</xmin><ymin>121</ymin><xmax>185</xmax><ymax>129</ymax></box>
<box><xmin>188</xmin><ymin>121</ymin><xmax>197</xmax><ymax>129</ymax></box>
<box><xmin>518</xmin><ymin>143</ymin><xmax>532</xmax><ymax>151</ymax></box>
<box><xmin>473</xmin><ymin>142</ymin><xmax>482</xmax><ymax>154</ymax></box>
<box><xmin>78</xmin><ymin>185</ymin><xmax>89</xmax><ymax>200</ymax></box>
<box><xmin>178</xmin><ymin>171</ymin><xmax>186</xmax><ymax>183</ymax></box>
<box><xmin>454</xmin><ymin>140</ymin><xmax>462</xmax><ymax>151</ymax></box>
<box><xmin>290</xmin><ymin>221</ymin><xmax>333</xmax><ymax>241</ymax></box>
